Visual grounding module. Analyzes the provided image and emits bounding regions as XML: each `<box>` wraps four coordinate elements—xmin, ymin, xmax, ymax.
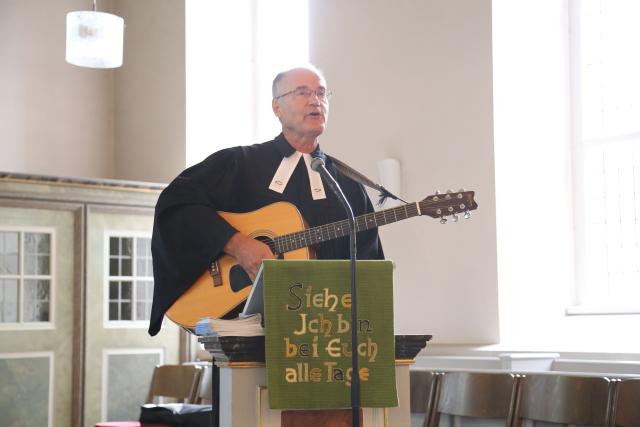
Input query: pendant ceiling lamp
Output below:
<box><xmin>66</xmin><ymin>0</ymin><xmax>124</xmax><ymax>68</ymax></box>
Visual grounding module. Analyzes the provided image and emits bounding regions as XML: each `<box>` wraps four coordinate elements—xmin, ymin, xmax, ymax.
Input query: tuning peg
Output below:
<box><xmin>458</xmin><ymin>188</ymin><xmax>465</xmax><ymax>192</ymax></box>
<box><xmin>434</xmin><ymin>190</ymin><xmax>441</xmax><ymax>195</ymax></box>
<box><xmin>464</xmin><ymin>211</ymin><xmax>471</xmax><ymax>219</ymax></box>
<box><xmin>440</xmin><ymin>217</ymin><xmax>447</xmax><ymax>224</ymax></box>
<box><xmin>446</xmin><ymin>189</ymin><xmax>452</xmax><ymax>194</ymax></box>
<box><xmin>451</xmin><ymin>214</ymin><xmax>459</xmax><ymax>222</ymax></box>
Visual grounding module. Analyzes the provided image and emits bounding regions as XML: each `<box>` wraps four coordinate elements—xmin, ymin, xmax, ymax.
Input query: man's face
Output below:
<box><xmin>272</xmin><ymin>69</ymin><xmax>329</xmax><ymax>141</ymax></box>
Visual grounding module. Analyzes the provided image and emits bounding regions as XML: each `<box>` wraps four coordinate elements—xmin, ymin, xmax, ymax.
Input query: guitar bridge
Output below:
<box><xmin>209</xmin><ymin>260</ymin><xmax>222</xmax><ymax>287</ymax></box>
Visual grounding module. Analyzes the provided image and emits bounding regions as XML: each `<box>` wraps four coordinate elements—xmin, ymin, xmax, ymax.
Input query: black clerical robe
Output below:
<box><xmin>149</xmin><ymin>134</ymin><xmax>384</xmax><ymax>336</ymax></box>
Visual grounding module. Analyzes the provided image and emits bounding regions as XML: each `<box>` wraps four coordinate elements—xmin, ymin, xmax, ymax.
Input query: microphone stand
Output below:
<box><xmin>310</xmin><ymin>157</ymin><xmax>360</xmax><ymax>427</ymax></box>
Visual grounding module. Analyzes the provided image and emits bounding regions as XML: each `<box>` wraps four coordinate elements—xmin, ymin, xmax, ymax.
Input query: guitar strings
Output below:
<box><xmin>272</xmin><ymin>203</ymin><xmax>421</xmax><ymax>254</ymax></box>
<box><xmin>269</xmin><ymin>194</ymin><xmax>472</xmax><ymax>254</ymax></box>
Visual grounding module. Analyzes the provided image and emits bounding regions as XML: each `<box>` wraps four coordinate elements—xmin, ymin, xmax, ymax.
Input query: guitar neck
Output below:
<box><xmin>273</xmin><ymin>202</ymin><xmax>421</xmax><ymax>254</ymax></box>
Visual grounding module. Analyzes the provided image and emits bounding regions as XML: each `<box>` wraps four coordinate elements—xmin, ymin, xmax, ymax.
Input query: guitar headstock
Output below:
<box><xmin>419</xmin><ymin>190</ymin><xmax>478</xmax><ymax>223</ymax></box>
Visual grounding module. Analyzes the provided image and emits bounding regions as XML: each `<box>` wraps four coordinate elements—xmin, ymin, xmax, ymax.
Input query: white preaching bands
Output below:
<box><xmin>269</xmin><ymin>151</ymin><xmax>327</xmax><ymax>200</ymax></box>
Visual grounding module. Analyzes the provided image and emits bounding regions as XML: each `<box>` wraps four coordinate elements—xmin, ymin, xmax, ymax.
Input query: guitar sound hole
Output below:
<box><xmin>229</xmin><ymin>235</ymin><xmax>280</xmax><ymax>293</ymax></box>
<box><xmin>256</xmin><ymin>235</ymin><xmax>284</xmax><ymax>259</ymax></box>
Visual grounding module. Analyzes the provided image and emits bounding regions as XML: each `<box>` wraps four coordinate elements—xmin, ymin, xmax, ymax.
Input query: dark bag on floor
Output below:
<box><xmin>139</xmin><ymin>403</ymin><xmax>212</xmax><ymax>427</ymax></box>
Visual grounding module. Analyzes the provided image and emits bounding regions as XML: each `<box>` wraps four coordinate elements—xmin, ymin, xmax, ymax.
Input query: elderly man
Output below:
<box><xmin>148</xmin><ymin>65</ymin><xmax>384</xmax><ymax>336</ymax></box>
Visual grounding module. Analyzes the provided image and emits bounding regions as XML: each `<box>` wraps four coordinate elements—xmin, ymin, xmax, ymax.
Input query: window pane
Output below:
<box><xmin>135</xmin><ymin>280</ymin><xmax>153</xmax><ymax>321</ymax></box>
<box><xmin>37</xmin><ymin>302</ymin><xmax>50</xmax><ymax>322</ymax></box>
<box><xmin>136</xmin><ymin>238</ymin><xmax>150</xmax><ymax>257</ymax></box>
<box><xmin>109</xmin><ymin>258</ymin><xmax>119</xmax><ymax>276</ymax></box>
<box><xmin>121</xmin><ymin>302</ymin><xmax>132</xmax><ymax>320</ymax></box>
<box><xmin>121</xmin><ymin>281</ymin><xmax>132</xmax><ymax>300</ymax></box>
<box><xmin>110</xmin><ymin>237</ymin><xmax>119</xmax><ymax>256</ymax></box>
<box><xmin>136</xmin><ymin>281</ymin><xmax>146</xmax><ymax>300</ymax></box>
<box><xmin>0</xmin><ymin>279</ymin><xmax>18</xmax><ymax>322</ymax></box>
<box><xmin>109</xmin><ymin>302</ymin><xmax>119</xmax><ymax>320</ymax></box>
<box><xmin>0</xmin><ymin>232</ymin><xmax>19</xmax><ymax>274</ymax></box>
<box><xmin>136</xmin><ymin>259</ymin><xmax>146</xmax><ymax>277</ymax></box>
<box><xmin>136</xmin><ymin>302</ymin><xmax>146</xmax><ymax>321</ymax></box>
<box><xmin>121</xmin><ymin>238</ymin><xmax>132</xmax><ymax>257</ymax></box>
<box><xmin>36</xmin><ymin>234</ymin><xmax>50</xmax><ymax>253</ymax></box>
<box><xmin>37</xmin><ymin>255</ymin><xmax>50</xmax><ymax>275</ymax></box>
<box><xmin>0</xmin><ymin>231</ymin><xmax>19</xmax><ymax>252</ymax></box>
<box><xmin>109</xmin><ymin>281</ymin><xmax>119</xmax><ymax>299</ymax></box>
<box><xmin>121</xmin><ymin>258</ymin><xmax>132</xmax><ymax>276</ymax></box>
<box><xmin>24</xmin><ymin>233</ymin><xmax>36</xmax><ymax>253</ymax></box>
<box><xmin>23</xmin><ymin>279</ymin><xmax>50</xmax><ymax>322</ymax></box>
<box><xmin>0</xmin><ymin>252</ymin><xmax>19</xmax><ymax>275</ymax></box>
<box><xmin>24</xmin><ymin>254</ymin><xmax>36</xmax><ymax>275</ymax></box>
<box><xmin>0</xmin><ymin>253</ymin><xmax>19</xmax><ymax>275</ymax></box>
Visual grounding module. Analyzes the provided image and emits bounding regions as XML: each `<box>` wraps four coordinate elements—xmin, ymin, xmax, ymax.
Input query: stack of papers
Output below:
<box><xmin>195</xmin><ymin>313</ymin><xmax>264</xmax><ymax>337</ymax></box>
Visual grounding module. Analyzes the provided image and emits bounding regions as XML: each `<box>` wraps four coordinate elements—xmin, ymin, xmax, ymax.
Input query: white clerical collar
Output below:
<box><xmin>269</xmin><ymin>152</ymin><xmax>326</xmax><ymax>200</ymax></box>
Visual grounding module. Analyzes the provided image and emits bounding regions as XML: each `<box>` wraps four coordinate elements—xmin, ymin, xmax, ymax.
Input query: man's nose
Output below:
<box><xmin>307</xmin><ymin>93</ymin><xmax>321</xmax><ymax>105</ymax></box>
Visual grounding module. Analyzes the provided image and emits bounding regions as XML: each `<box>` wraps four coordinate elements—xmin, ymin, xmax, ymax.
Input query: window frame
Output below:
<box><xmin>0</xmin><ymin>226</ymin><xmax>56</xmax><ymax>330</ymax></box>
<box><xmin>103</xmin><ymin>231</ymin><xmax>154</xmax><ymax>328</ymax></box>
<box><xmin>567</xmin><ymin>0</ymin><xmax>640</xmax><ymax>315</ymax></box>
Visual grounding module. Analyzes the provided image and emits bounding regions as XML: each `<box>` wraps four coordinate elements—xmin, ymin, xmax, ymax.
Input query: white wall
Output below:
<box><xmin>0</xmin><ymin>0</ymin><xmax>115</xmax><ymax>179</ymax></box>
<box><xmin>0</xmin><ymin>0</ymin><xmax>185</xmax><ymax>183</ymax></box>
<box><xmin>113</xmin><ymin>0</ymin><xmax>186</xmax><ymax>183</ymax></box>
<box><xmin>310</xmin><ymin>0</ymin><xmax>499</xmax><ymax>344</ymax></box>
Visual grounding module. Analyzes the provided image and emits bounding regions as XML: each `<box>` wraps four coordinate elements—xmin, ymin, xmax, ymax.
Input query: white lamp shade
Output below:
<box><xmin>66</xmin><ymin>11</ymin><xmax>124</xmax><ymax>68</ymax></box>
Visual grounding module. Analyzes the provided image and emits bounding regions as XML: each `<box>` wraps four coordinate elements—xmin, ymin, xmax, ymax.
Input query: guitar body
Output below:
<box><xmin>165</xmin><ymin>202</ymin><xmax>311</xmax><ymax>330</ymax></box>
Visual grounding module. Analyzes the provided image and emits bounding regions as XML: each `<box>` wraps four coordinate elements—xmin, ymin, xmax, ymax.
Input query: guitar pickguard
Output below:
<box><xmin>229</xmin><ymin>265</ymin><xmax>252</xmax><ymax>292</ymax></box>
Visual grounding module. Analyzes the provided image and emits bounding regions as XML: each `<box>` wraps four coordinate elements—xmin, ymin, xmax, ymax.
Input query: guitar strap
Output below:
<box><xmin>328</xmin><ymin>155</ymin><xmax>407</xmax><ymax>205</ymax></box>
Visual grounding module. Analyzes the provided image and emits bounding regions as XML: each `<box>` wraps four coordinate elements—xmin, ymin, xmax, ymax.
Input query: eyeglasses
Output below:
<box><xmin>274</xmin><ymin>86</ymin><xmax>332</xmax><ymax>101</ymax></box>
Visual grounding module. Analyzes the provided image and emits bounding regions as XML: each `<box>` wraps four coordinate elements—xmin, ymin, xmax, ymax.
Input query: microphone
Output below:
<box><xmin>310</xmin><ymin>157</ymin><xmax>352</xmax><ymax>215</ymax></box>
<box><xmin>311</xmin><ymin>155</ymin><xmax>361</xmax><ymax>426</ymax></box>
<box><xmin>309</xmin><ymin>156</ymin><xmax>325</xmax><ymax>172</ymax></box>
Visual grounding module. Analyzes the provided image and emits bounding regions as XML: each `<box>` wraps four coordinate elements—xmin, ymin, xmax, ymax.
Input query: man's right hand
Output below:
<box><xmin>223</xmin><ymin>232</ymin><xmax>275</xmax><ymax>280</ymax></box>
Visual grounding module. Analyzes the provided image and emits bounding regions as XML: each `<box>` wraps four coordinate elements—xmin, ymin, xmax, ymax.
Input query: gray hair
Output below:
<box><xmin>271</xmin><ymin>64</ymin><xmax>326</xmax><ymax>98</ymax></box>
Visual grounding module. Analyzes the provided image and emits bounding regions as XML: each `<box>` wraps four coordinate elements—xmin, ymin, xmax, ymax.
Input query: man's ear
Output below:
<box><xmin>272</xmin><ymin>98</ymin><xmax>281</xmax><ymax>118</ymax></box>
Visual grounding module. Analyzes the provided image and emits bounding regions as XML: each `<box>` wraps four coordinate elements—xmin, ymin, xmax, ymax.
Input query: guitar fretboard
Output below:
<box><xmin>272</xmin><ymin>202</ymin><xmax>422</xmax><ymax>254</ymax></box>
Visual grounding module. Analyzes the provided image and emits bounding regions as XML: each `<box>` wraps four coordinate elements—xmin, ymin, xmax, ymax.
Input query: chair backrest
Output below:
<box><xmin>195</xmin><ymin>364</ymin><xmax>213</xmax><ymax>404</ymax></box>
<box><xmin>429</xmin><ymin>371</ymin><xmax>519</xmax><ymax>427</ymax></box>
<box><xmin>612</xmin><ymin>378</ymin><xmax>640</xmax><ymax>427</ymax></box>
<box><xmin>145</xmin><ymin>364</ymin><xmax>203</xmax><ymax>404</ymax></box>
<box><xmin>514</xmin><ymin>374</ymin><xmax>615</xmax><ymax>427</ymax></box>
<box><xmin>410</xmin><ymin>369</ymin><xmax>437</xmax><ymax>414</ymax></box>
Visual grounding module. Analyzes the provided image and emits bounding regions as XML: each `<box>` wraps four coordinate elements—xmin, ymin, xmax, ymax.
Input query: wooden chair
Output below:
<box><xmin>96</xmin><ymin>364</ymin><xmax>203</xmax><ymax>427</ymax></box>
<box><xmin>146</xmin><ymin>364</ymin><xmax>203</xmax><ymax>404</ymax></box>
<box><xmin>426</xmin><ymin>371</ymin><xmax>520</xmax><ymax>427</ymax></box>
<box><xmin>409</xmin><ymin>370</ymin><xmax>440</xmax><ymax>427</ymax></box>
<box><xmin>195</xmin><ymin>364</ymin><xmax>213</xmax><ymax>404</ymax></box>
<box><xmin>411</xmin><ymin>370</ymin><xmax>437</xmax><ymax>413</ymax></box>
<box><xmin>513</xmin><ymin>374</ymin><xmax>617</xmax><ymax>427</ymax></box>
<box><xmin>611</xmin><ymin>378</ymin><xmax>640</xmax><ymax>427</ymax></box>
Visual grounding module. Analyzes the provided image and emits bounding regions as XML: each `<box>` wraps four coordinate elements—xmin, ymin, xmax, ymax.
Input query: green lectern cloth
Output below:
<box><xmin>263</xmin><ymin>259</ymin><xmax>397</xmax><ymax>409</ymax></box>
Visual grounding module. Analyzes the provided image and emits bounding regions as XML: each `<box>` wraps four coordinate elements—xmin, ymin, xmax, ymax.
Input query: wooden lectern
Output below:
<box><xmin>199</xmin><ymin>334</ymin><xmax>431</xmax><ymax>427</ymax></box>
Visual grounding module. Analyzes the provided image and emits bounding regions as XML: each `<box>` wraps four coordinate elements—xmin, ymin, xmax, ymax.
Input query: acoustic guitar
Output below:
<box><xmin>166</xmin><ymin>190</ymin><xmax>478</xmax><ymax>330</ymax></box>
